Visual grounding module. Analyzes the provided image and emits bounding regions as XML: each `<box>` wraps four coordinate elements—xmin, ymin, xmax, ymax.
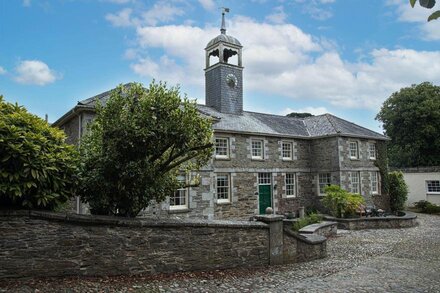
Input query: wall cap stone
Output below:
<box><xmin>254</xmin><ymin>215</ymin><xmax>285</xmax><ymax>223</ymax></box>
<box><xmin>0</xmin><ymin>210</ymin><xmax>269</xmax><ymax>229</ymax></box>
<box><xmin>299</xmin><ymin>221</ymin><xmax>338</xmax><ymax>234</ymax></box>
<box><xmin>283</xmin><ymin>228</ymin><xmax>326</xmax><ymax>244</ymax></box>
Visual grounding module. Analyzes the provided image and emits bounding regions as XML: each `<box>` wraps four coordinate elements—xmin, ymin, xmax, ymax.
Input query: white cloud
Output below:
<box><xmin>295</xmin><ymin>0</ymin><xmax>335</xmax><ymax>20</ymax></box>
<box><xmin>142</xmin><ymin>2</ymin><xmax>185</xmax><ymax>26</ymax></box>
<box><xmin>0</xmin><ymin>66</ymin><xmax>6</xmax><ymax>75</ymax></box>
<box><xmin>198</xmin><ymin>0</ymin><xmax>216</xmax><ymax>11</ymax></box>
<box><xmin>112</xmin><ymin>7</ymin><xmax>439</xmax><ymax>111</ymax></box>
<box><xmin>387</xmin><ymin>0</ymin><xmax>440</xmax><ymax>40</ymax></box>
<box><xmin>280</xmin><ymin>106</ymin><xmax>329</xmax><ymax>116</ymax></box>
<box><xmin>106</xmin><ymin>8</ymin><xmax>136</xmax><ymax>27</ymax></box>
<box><xmin>106</xmin><ymin>2</ymin><xmax>185</xmax><ymax>28</ymax></box>
<box><xmin>265</xmin><ymin>6</ymin><xmax>288</xmax><ymax>24</ymax></box>
<box><xmin>22</xmin><ymin>0</ymin><xmax>31</xmax><ymax>7</ymax></box>
<box><xmin>14</xmin><ymin>60</ymin><xmax>59</xmax><ymax>86</ymax></box>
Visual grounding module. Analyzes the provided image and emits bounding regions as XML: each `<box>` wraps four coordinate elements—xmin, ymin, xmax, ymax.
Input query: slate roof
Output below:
<box><xmin>197</xmin><ymin>105</ymin><xmax>388</xmax><ymax>140</ymax></box>
<box><xmin>53</xmin><ymin>85</ymin><xmax>388</xmax><ymax>141</ymax></box>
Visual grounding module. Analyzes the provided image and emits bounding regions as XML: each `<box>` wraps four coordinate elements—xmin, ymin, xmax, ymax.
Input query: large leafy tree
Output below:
<box><xmin>0</xmin><ymin>96</ymin><xmax>79</xmax><ymax>210</ymax></box>
<box><xmin>78</xmin><ymin>82</ymin><xmax>213</xmax><ymax>217</ymax></box>
<box><xmin>376</xmin><ymin>82</ymin><xmax>440</xmax><ymax>167</ymax></box>
<box><xmin>410</xmin><ymin>0</ymin><xmax>440</xmax><ymax>22</ymax></box>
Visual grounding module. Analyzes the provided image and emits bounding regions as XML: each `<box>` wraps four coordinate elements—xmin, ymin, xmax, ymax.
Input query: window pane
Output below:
<box><xmin>282</xmin><ymin>142</ymin><xmax>292</xmax><ymax>159</ymax></box>
<box><xmin>215</xmin><ymin>138</ymin><xmax>229</xmax><ymax>157</ymax></box>
<box><xmin>170</xmin><ymin>175</ymin><xmax>187</xmax><ymax>208</ymax></box>
<box><xmin>318</xmin><ymin>173</ymin><xmax>331</xmax><ymax>194</ymax></box>
<box><xmin>349</xmin><ymin>142</ymin><xmax>358</xmax><ymax>158</ymax></box>
<box><xmin>258</xmin><ymin>173</ymin><xmax>271</xmax><ymax>184</ymax></box>
<box><xmin>286</xmin><ymin>173</ymin><xmax>296</xmax><ymax>196</ymax></box>
<box><xmin>427</xmin><ymin>181</ymin><xmax>440</xmax><ymax>193</ymax></box>
<box><xmin>370</xmin><ymin>172</ymin><xmax>378</xmax><ymax>193</ymax></box>
<box><xmin>369</xmin><ymin>144</ymin><xmax>376</xmax><ymax>159</ymax></box>
<box><xmin>252</xmin><ymin>140</ymin><xmax>263</xmax><ymax>158</ymax></box>
<box><xmin>217</xmin><ymin>174</ymin><xmax>230</xmax><ymax>200</ymax></box>
<box><xmin>351</xmin><ymin>172</ymin><xmax>360</xmax><ymax>194</ymax></box>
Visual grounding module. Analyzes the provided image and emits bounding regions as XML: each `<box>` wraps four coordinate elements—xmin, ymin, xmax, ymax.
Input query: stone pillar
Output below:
<box><xmin>255</xmin><ymin>215</ymin><xmax>284</xmax><ymax>265</ymax></box>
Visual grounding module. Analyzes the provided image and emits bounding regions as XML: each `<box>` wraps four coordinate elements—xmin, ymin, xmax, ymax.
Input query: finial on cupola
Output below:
<box><xmin>220</xmin><ymin>7</ymin><xmax>229</xmax><ymax>34</ymax></box>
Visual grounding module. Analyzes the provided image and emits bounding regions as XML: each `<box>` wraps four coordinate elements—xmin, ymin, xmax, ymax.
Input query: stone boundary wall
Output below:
<box><xmin>298</xmin><ymin>221</ymin><xmax>338</xmax><ymax>237</ymax></box>
<box><xmin>0</xmin><ymin>211</ymin><xmax>327</xmax><ymax>279</ymax></box>
<box><xmin>324</xmin><ymin>212</ymin><xmax>418</xmax><ymax>230</ymax></box>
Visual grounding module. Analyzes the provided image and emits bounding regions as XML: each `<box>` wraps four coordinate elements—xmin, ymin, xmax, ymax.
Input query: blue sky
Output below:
<box><xmin>1</xmin><ymin>0</ymin><xmax>439</xmax><ymax>132</ymax></box>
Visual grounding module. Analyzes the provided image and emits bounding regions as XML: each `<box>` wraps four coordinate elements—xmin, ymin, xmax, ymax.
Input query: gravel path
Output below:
<box><xmin>1</xmin><ymin>213</ymin><xmax>439</xmax><ymax>293</ymax></box>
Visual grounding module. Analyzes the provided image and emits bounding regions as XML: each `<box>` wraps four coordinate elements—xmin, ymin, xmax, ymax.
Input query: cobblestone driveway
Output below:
<box><xmin>1</xmin><ymin>213</ymin><xmax>439</xmax><ymax>293</ymax></box>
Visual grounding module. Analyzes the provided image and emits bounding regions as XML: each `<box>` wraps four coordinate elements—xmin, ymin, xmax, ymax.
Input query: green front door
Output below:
<box><xmin>259</xmin><ymin>185</ymin><xmax>272</xmax><ymax>214</ymax></box>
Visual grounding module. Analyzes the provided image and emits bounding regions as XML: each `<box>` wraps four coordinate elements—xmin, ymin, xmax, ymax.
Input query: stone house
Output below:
<box><xmin>53</xmin><ymin>15</ymin><xmax>389</xmax><ymax>219</ymax></box>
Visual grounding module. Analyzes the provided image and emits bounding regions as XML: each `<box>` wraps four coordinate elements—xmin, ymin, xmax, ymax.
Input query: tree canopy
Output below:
<box><xmin>410</xmin><ymin>0</ymin><xmax>440</xmax><ymax>21</ymax></box>
<box><xmin>286</xmin><ymin>112</ymin><xmax>313</xmax><ymax>118</ymax></box>
<box><xmin>376</xmin><ymin>82</ymin><xmax>440</xmax><ymax>167</ymax></box>
<box><xmin>78</xmin><ymin>82</ymin><xmax>213</xmax><ymax>217</ymax></box>
<box><xmin>0</xmin><ymin>96</ymin><xmax>79</xmax><ymax>210</ymax></box>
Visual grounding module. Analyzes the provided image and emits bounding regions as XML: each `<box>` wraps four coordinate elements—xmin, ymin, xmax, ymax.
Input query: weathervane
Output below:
<box><xmin>220</xmin><ymin>7</ymin><xmax>230</xmax><ymax>34</ymax></box>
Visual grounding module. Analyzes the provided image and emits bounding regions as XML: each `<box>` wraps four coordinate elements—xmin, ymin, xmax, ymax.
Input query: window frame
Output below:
<box><xmin>216</xmin><ymin>173</ymin><xmax>231</xmax><ymax>203</ymax></box>
<box><xmin>370</xmin><ymin>171</ymin><xmax>379</xmax><ymax>194</ymax></box>
<box><xmin>281</xmin><ymin>141</ymin><xmax>293</xmax><ymax>161</ymax></box>
<box><xmin>426</xmin><ymin>180</ymin><xmax>440</xmax><ymax>194</ymax></box>
<box><xmin>285</xmin><ymin>173</ymin><xmax>296</xmax><ymax>198</ymax></box>
<box><xmin>369</xmin><ymin>143</ymin><xmax>377</xmax><ymax>160</ymax></box>
<box><xmin>214</xmin><ymin>137</ymin><xmax>230</xmax><ymax>159</ymax></box>
<box><xmin>251</xmin><ymin>139</ymin><xmax>264</xmax><ymax>160</ymax></box>
<box><xmin>349</xmin><ymin>141</ymin><xmax>359</xmax><ymax>159</ymax></box>
<box><xmin>318</xmin><ymin>173</ymin><xmax>331</xmax><ymax>196</ymax></box>
<box><xmin>258</xmin><ymin>172</ymin><xmax>272</xmax><ymax>185</ymax></box>
<box><xmin>169</xmin><ymin>174</ymin><xmax>188</xmax><ymax>210</ymax></box>
<box><xmin>350</xmin><ymin>171</ymin><xmax>360</xmax><ymax>194</ymax></box>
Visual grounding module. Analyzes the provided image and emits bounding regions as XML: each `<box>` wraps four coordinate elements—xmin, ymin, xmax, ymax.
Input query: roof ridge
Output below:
<box><xmin>325</xmin><ymin>113</ymin><xmax>340</xmax><ymax>134</ymax></box>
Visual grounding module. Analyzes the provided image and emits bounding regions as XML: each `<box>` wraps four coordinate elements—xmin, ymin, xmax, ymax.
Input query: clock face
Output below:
<box><xmin>226</xmin><ymin>74</ymin><xmax>238</xmax><ymax>88</ymax></box>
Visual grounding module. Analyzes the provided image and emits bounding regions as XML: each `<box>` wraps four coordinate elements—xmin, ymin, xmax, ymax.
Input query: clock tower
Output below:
<box><xmin>205</xmin><ymin>9</ymin><xmax>243</xmax><ymax>115</ymax></box>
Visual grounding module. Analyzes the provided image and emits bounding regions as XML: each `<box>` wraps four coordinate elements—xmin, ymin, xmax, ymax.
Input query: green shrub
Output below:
<box><xmin>389</xmin><ymin>171</ymin><xmax>408</xmax><ymax>212</ymax></box>
<box><xmin>321</xmin><ymin>185</ymin><xmax>365</xmax><ymax>218</ymax></box>
<box><xmin>414</xmin><ymin>200</ymin><xmax>430</xmax><ymax>211</ymax></box>
<box><xmin>0</xmin><ymin>96</ymin><xmax>79</xmax><ymax>210</ymax></box>
<box><xmin>292</xmin><ymin>212</ymin><xmax>322</xmax><ymax>231</ymax></box>
<box><xmin>415</xmin><ymin>200</ymin><xmax>440</xmax><ymax>214</ymax></box>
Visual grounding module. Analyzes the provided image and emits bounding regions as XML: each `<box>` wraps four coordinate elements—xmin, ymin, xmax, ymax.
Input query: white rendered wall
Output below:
<box><xmin>403</xmin><ymin>172</ymin><xmax>440</xmax><ymax>205</ymax></box>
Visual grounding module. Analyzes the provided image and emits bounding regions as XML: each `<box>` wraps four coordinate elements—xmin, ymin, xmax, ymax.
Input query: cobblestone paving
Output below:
<box><xmin>1</xmin><ymin>213</ymin><xmax>439</xmax><ymax>293</ymax></box>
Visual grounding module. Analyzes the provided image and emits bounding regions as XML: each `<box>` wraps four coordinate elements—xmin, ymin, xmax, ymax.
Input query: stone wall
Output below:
<box><xmin>0</xmin><ymin>211</ymin><xmax>269</xmax><ymax>279</ymax></box>
<box><xmin>0</xmin><ymin>211</ymin><xmax>327</xmax><ymax>279</ymax></box>
<box><xmin>324</xmin><ymin>212</ymin><xmax>418</xmax><ymax>230</ymax></box>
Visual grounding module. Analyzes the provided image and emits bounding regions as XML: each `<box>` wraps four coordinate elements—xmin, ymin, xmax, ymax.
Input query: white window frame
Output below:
<box><xmin>370</xmin><ymin>171</ymin><xmax>379</xmax><ymax>194</ymax></box>
<box><xmin>349</xmin><ymin>141</ymin><xmax>359</xmax><ymax>159</ymax></box>
<box><xmin>350</xmin><ymin>172</ymin><xmax>360</xmax><ymax>194</ymax></box>
<box><xmin>251</xmin><ymin>139</ymin><xmax>264</xmax><ymax>160</ymax></box>
<box><xmin>282</xmin><ymin>141</ymin><xmax>293</xmax><ymax>161</ymax></box>
<box><xmin>318</xmin><ymin>173</ymin><xmax>331</xmax><ymax>196</ymax></box>
<box><xmin>215</xmin><ymin>137</ymin><xmax>229</xmax><ymax>159</ymax></box>
<box><xmin>426</xmin><ymin>180</ymin><xmax>440</xmax><ymax>194</ymax></box>
<box><xmin>170</xmin><ymin>174</ymin><xmax>188</xmax><ymax>210</ymax></box>
<box><xmin>369</xmin><ymin>143</ymin><xmax>376</xmax><ymax>160</ymax></box>
<box><xmin>216</xmin><ymin>174</ymin><xmax>231</xmax><ymax>203</ymax></box>
<box><xmin>285</xmin><ymin>173</ymin><xmax>296</xmax><ymax>198</ymax></box>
